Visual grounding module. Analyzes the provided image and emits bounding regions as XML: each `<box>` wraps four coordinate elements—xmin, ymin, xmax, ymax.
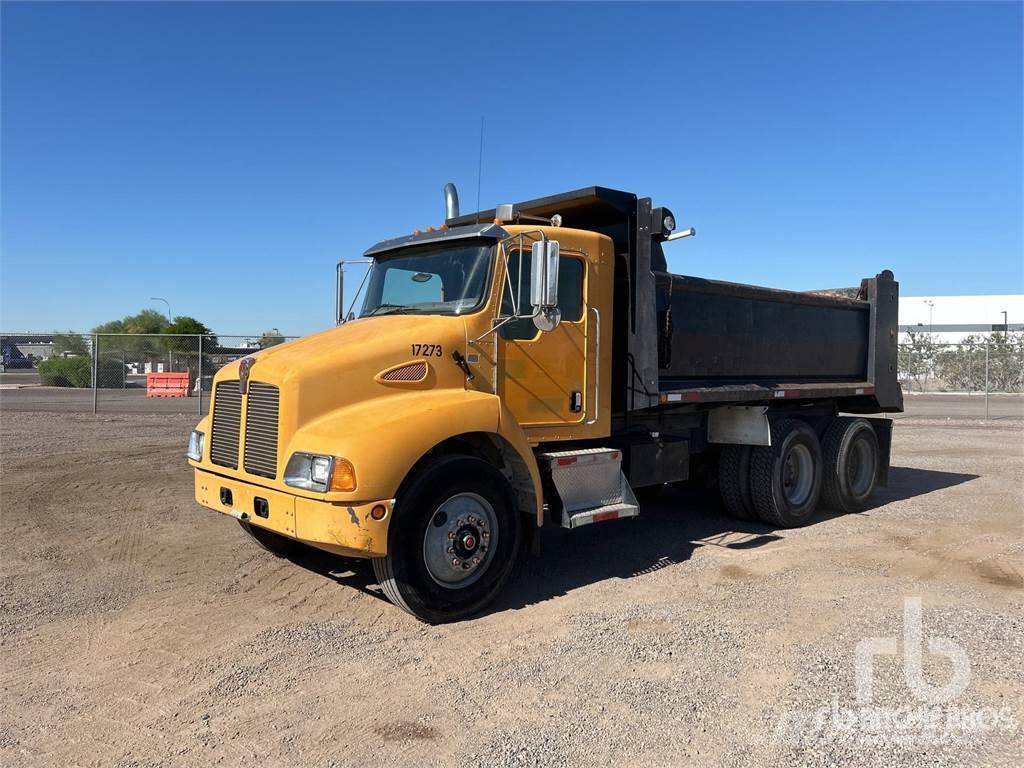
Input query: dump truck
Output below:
<box><xmin>187</xmin><ymin>185</ymin><xmax>902</xmax><ymax>622</ymax></box>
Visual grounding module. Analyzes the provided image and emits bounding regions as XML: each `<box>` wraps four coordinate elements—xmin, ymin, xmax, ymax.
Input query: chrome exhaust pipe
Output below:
<box><xmin>444</xmin><ymin>182</ymin><xmax>460</xmax><ymax>221</ymax></box>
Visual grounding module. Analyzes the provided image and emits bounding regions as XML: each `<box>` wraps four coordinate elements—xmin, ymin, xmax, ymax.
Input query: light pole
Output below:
<box><xmin>1002</xmin><ymin>310</ymin><xmax>1008</xmax><ymax>333</ymax></box>
<box><xmin>923</xmin><ymin>299</ymin><xmax>934</xmax><ymax>333</ymax></box>
<box><xmin>151</xmin><ymin>297</ymin><xmax>172</xmax><ymax>372</ymax></box>
<box><xmin>151</xmin><ymin>297</ymin><xmax>172</xmax><ymax>323</ymax></box>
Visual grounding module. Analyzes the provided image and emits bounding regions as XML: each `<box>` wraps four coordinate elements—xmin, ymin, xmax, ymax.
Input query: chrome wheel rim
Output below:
<box><xmin>422</xmin><ymin>493</ymin><xmax>498</xmax><ymax>589</ymax></box>
<box><xmin>782</xmin><ymin>443</ymin><xmax>814</xmax><ymax>505</ymax></box>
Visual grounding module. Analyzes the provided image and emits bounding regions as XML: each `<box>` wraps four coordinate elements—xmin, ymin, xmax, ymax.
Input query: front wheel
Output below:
<box><xmin>372</xmin><ymin>455</ymin><xmax>523</xmax><ymax>623</ymax></box>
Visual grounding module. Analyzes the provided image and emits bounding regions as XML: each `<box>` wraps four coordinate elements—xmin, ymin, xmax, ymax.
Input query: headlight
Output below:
<box><xmin>284</xmin><ymin>453</ymin><xmax>357</xmax><ymax>492</ymax></box>
<box><xmin>186</xmin><ymin>430</ymin><xmax>205</xmax><ymax>461</ymax></box>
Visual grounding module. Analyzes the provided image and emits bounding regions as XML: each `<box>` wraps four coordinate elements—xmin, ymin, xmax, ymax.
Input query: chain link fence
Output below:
<box><xmin>896</xmin><ymin>333</ymin><xmax>1024</xmax><ymax>421</ymax></box>
<box><xmin>898</xmin><ymin>334</ymin><xmax>1024</xmax><ymax>394</ymax></box>
<box><xmin>4</xmin><ymin>331</ymin><xmax>1023</xmax><ymax>417</ymax></box>
<box><xmin>1</xmin><ymin>333</ymin><xmax>297</xmax><ymax>414</ymax></box>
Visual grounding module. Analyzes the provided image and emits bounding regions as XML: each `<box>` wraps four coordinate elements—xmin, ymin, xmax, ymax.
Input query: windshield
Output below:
<box><xmin>359</xmin><ymin>242</ymin><xmax>493</xmax><ymax>317</ymax></box>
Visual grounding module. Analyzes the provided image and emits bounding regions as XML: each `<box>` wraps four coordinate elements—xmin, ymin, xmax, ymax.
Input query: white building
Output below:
<box><xmin>898</xmin><ymin>294</ymin><xmax>1022</xmax><ymax>344</ymax></box>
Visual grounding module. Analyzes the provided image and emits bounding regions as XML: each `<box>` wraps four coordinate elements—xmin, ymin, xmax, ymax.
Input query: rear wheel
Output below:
<box><xmin>238</xmin><ymin>520</ymin><xmax>302</xmax><ymax>558</ymax></box>
<box><xmin>718</xmin><ymin>445</ymin><xmax>757</xmax><ymax>521</ymax></box>
<box><xmin>821</xmin><ymin>417</ymin><xmax>879</xmax><ymax>513</ymax></box>
<box><xmin>749</xmin><ymin>419</ymin><xmax>823</xmax><ymax>528</ymax></box>
<box><xmin>372</xmin><ymin>455</ymin><xmax>522</xmax><ymax>624</ymax></box>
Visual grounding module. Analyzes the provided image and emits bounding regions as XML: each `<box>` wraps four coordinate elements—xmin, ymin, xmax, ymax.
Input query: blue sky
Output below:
<box><xmin>2</xmin><ymin>1</ymin><xmax>1021</xmax><ymax>336</ymax></box>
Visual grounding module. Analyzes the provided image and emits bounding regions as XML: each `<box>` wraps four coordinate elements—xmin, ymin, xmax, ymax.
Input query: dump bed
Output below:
<box><xmin>654</xmin><ymin>270</ymin><xmax>902</xmax><ymax>412</ymax></box>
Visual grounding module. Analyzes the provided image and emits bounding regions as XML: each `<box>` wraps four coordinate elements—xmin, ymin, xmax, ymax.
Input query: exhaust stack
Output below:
<box><xmin>444</xmin><ymin>183</ymin><xmax>460</xmax><ymax>221</ymax></box>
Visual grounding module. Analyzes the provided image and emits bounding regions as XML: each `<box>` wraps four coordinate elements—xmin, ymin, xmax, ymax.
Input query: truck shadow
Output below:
<box><xmin>288</xmin><ymin>465</ymin><xmax>978</xmax><ymax>618</ymax></box>
<box><xmin>491</xmin><ymin>465</ymin><xmax>978</xmax><ymax>615</ymax></box>
<box><xmin>864</xmin><ymin>466</ymin><xmax>979</xmax><ymax>509</ymax></box>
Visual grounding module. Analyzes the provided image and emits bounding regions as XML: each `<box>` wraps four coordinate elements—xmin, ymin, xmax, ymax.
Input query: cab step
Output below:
<box><xmin>538</xmin><ymin>448</ymin><xmax>640</xmax><ymax>529</ymax></box>
<box><xmin>563</xmin><ymin>502</ymin><xmax>639</xmax><ymax>529</ymax></box>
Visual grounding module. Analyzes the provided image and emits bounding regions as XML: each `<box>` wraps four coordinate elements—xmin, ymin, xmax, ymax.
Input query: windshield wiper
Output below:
<box><xmin>364</xmin><ymin>304</ymin><xmax>410</xmax><ymax>317</ymax></box>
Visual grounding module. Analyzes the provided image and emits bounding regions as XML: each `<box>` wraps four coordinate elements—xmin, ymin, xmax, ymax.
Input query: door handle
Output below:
<box><xmin>585</xmin><ymin>306</ymin><xmax>600</xmax><ymax>425</ymax></box>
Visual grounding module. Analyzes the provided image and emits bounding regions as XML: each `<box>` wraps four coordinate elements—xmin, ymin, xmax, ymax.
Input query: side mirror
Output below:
<box><xmin>530</xmin><ymin>240</ymin><xmax>560</xmax><ymax>331</ymax></box>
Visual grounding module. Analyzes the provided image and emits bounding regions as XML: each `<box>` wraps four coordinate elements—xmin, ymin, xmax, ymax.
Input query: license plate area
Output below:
<box><xmin>195</xmin><ymin>472</ymin><xmax>296</xmax><ymax>538</ymax></box>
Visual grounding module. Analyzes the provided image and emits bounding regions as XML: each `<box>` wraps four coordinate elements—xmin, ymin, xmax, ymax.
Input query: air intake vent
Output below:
<box><xmin>210</xmin><ymin>382</ymin><xmax>242</xmax><ymax>469</ymax></box>
<box><xmin>244</xmin><ymin>382</ymin><xmax>280</xmax><ymax>478</ymax></box>
<box><xmin>380</xmin><ymin>361</ymin><xmax>427</xmax><ymax>382</ymax></box>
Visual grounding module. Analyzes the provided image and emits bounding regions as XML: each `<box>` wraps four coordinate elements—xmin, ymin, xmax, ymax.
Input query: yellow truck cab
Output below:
<box><xmin>188</xmin><ymin>184</ymin><xmax>901</xmax><ymax>623</ymax></box>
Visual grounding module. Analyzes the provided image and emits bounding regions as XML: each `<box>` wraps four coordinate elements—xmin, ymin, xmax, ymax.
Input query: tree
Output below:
<box><xmin>52</xmin><ymin>331</ymin><xmax>89</xmax><ymax>357</ymax></box>
<box><xmin>932</xmin><ymin>332</ymin><xmax>1024</xmax><ymax>394</ymax></box>
<box><xmin>257</xmin><ymin>329</ymin><xmax>285</xmax><ymax>349</ymax></box>
<box><xmin>898</xmin><ymin>330</ymin><xmax>939</xmax><ymax>392</ymax></box>
<box><xmin>92</xmin><ymin>319</ymin><xmax>125</xmax><ymax>334</ymax></box>
<box><xmin>93</xmin><ymin>311</ymin><xmax>161</xmax><ymax>355</ymax></box>
<box><xmin>89</xmin><ymin>309</ymin><xmax>212</xmax><ymax>366</ymax></box>
<box><xmin>165</xmin><ymin>316</ymin><xmax>211</xmax><ymax>336</ymax></box>
<box><xmin>986</xmin><ymin>331</ymin><xmax>1024</xmax><ymax>393</ymax></box>
<box><xmin>123</xmin><ymin>309</ymin><xmax>168</xmax><ymax>335</ymax></box>
<box><xmin>165</xmin><ymin>316</ymin><xmax>218</xmax><ymax>351</ymax></box>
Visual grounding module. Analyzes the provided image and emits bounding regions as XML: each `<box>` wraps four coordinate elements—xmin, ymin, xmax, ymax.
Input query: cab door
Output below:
<box><xmin>498</xmin><ymin>248</ymin><xmax>588</xmax><ymax>428</ymax></box>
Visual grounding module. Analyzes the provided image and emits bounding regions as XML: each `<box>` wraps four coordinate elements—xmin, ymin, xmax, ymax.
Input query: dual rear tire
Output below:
<box><xmin>821</xmin><ymin>417</ymin><xmax>880</xmax><ymax>513</ymax></box>
<box><xmin>749</xmin><ymin>419</ymin><xmax>824</xmax><ymax>527</ymax></box>
<box><xmin>718</xmin><ymin>417</ymin><xmax>880</xmax><ymax>527</ymax></box>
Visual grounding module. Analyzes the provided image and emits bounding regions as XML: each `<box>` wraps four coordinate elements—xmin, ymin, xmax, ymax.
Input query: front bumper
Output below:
<box><xmin>194</xmin><ymin>468</ymin><xmax>392</xmax><ymax>558</ymax></box>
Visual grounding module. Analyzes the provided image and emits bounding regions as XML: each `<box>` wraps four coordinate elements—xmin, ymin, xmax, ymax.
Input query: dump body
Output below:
<box><xmin>657</xmin><ymin>275</ymin><xmax>867</xmax><ymax>384</ymax></box>
<box><xmin>651</xmin><ymin>270</ymin><xmax>902</xmax><ymax>413</ymax></box>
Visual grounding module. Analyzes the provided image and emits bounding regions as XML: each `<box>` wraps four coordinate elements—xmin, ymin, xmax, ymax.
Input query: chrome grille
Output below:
<box><xmin>244</xmin><ymin>382</ymin><xmax>280</xmax><ymax>478</ymax></box>
<box><xmin>210</xmin><ymin>382</ymin><xmax>241</xmax><ymax>469</ymax></box>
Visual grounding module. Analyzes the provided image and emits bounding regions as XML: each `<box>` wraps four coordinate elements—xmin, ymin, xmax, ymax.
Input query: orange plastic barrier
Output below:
<box><xmin>146</xmin><ymin>372</ymin><xmax>190</xmax><ymax>398</ymax></box>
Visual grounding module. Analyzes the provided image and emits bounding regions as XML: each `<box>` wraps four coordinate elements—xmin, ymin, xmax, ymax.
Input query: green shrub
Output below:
<box><xmin>38</xmin><ymin>356</ymin><xmax>92</xmax><ymax>387</ymax></box>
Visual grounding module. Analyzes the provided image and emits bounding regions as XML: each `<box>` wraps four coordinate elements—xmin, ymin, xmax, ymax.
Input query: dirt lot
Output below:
<box><xmin>1</xmin><ymin>402</ymin><xmax>1021</xmax><ymax>767</ymax></box>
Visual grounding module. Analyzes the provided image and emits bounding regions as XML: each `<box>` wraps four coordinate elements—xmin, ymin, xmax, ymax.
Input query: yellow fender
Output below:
<box><xmin>290</xmin><ymin>389</ymin><xmax>544</xmax><ymax>524</ymax></box>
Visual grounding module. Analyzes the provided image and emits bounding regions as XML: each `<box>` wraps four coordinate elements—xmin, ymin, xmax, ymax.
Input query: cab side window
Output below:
<box><xmin>557</xmin><ymin>258</ymin><xmax>584</xmax><ymax>322</ymax></box>
<box><xmin>500</xmin><ymin>251</ymin><xmax>585</xmax><ymax>340</ymax></box>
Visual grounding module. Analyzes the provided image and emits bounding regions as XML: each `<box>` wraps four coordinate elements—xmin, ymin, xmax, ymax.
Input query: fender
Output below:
<box><xmin>286</xmin><ymin>389</ymin><xmax>544</xmax><ymax>522</ymax></box>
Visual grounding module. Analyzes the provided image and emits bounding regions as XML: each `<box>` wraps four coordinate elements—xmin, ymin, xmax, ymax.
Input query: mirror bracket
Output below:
<box><xmin>474</xmin><ymin>230</ymin><xmax>561</xmax><ymax>342</ymax></box>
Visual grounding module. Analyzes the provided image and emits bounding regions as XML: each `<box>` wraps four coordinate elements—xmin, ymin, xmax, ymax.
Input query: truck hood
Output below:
<box><xmin>216</xmin><ymin>314</ymin><xmax>471</xmax><ymax>430</ymax></box>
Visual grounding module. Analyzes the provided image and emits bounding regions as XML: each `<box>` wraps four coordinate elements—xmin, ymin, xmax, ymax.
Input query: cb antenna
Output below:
<box><xmin>476</xmin><ymin>117</ymin><xmax>484</xmax><ymax>224</ymax></box>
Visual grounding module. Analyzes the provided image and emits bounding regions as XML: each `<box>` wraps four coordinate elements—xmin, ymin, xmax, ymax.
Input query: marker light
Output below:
<box><xmin>329</xmin><ymin>459</ymin><xmax>357</xmax><ymax>492</ymax></box>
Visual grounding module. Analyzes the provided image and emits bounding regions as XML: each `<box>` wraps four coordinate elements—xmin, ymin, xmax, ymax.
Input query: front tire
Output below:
<box><xmin>749</xmin><ymin>419</ymin><xmax>823</xmax><ymax>528</ymax></box>
<box><xmin>372</xmin><ymin>455</ymin><xmax>522</xmax><ymax>623</ymax></box>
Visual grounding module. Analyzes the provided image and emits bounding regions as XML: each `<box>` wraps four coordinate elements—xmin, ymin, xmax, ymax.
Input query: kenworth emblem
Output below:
<box><xmin>238</xmin><ymin>355</ymin><xmax>255</xmax><ymax>395</ymax></box>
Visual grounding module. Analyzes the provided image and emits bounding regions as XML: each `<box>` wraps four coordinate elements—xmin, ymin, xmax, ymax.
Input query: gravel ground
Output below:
<box><xmin>1</xmin><ymin>405</ymin><xmax>1021</xmax><ymax>767</ymax></box>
